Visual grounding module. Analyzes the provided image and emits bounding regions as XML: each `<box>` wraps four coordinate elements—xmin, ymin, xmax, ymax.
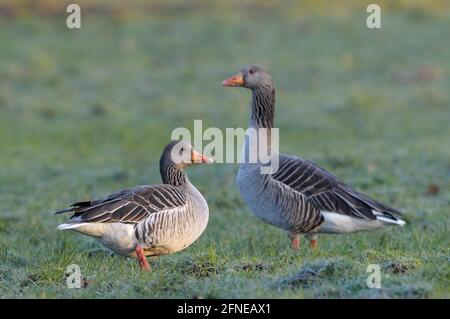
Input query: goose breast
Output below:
<box><xmin>237</xmin><ymin>163</ymin><xmax>322</xmax><ymax>233</ymax></box>
<box><xmin>134</xmin><ymin>192</ymin><xmax>209</xmax><ymax>256</ymax></box>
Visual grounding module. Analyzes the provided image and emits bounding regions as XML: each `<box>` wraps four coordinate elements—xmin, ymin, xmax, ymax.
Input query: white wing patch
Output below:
<box><xmin>372</xmin><ymin>210</ymin><xmax>406</xmax><ymax>226</ymax></box>
<box><xmin>318</xmin><ymin>211</ymin><xmax>404</xmax><ymax>234</ymax></box>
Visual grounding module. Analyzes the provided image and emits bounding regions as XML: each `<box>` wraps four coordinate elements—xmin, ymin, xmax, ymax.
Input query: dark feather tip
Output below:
<box><xmin>54</xmin><ymin>207</ymin><xmax>74</xmax><ymax>215</ymax></box>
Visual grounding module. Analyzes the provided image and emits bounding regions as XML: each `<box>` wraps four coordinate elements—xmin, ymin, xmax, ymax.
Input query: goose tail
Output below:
<box><xmin>57</xmin><ymin>222</ymin><xmax>87</xmax><ymax>231</ymax></box>
<box><xmin>54</xmin><ymin>207</ymin><xmax>74</xmax><ymax>215</ymax></box>
<box><xmin>373</xmin><ymin>210</ymin><xmax>406</xmax><ymax>226</ymax></box>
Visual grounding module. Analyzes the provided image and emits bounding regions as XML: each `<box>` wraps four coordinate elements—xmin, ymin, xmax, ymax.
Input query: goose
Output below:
<box><xmin>222</xmin><ymin>64</ymin><xmax>405</xmax><ymax>249</ymax></box>
<box><xmin>55</xmin><ymin>140</ymin><xmax>214</xmax><ymax>271</ymax></box>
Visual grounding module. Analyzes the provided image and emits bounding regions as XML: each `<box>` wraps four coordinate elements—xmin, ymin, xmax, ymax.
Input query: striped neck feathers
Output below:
<box><xmin>250</xmin><ymin>85</ymin><xmax>275</xmax><ymax>129</ymax></box>
<box><xmin>160</xmin><ymin>161</ymin><xmax>187</xmax><ymax>186</ymax></box>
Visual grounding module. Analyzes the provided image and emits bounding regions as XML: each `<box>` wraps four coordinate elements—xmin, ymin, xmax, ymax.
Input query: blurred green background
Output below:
<box><xmin>0</xmin><ymin>0</ymin><xmax>449</xmax><ymax>298</ymax></box>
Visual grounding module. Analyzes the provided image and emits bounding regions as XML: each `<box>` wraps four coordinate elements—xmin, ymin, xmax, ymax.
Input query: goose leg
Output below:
<box><xmin>306</xmin><ymin>233</ymin><xmax>318</xmax><ymax>249</ymax></box>
<box><xmin>289</xmin><ymin>233</ymin><xmax>301</xmax><ymax>250</ymax></box>
<box><xmin>135</xmin><ymin>245</ymin><xmax>150</xmax><ymax>271</ymax></box>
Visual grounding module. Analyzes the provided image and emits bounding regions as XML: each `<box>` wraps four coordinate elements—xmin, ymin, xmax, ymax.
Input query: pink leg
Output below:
<box><xmin>309</xmin><ymin>238</ymin><xmax>318</xmax><ymax>248</ymax></box>
<box><xmin>135</xmin><ymin>245</ymin><xmax>150</xmax><ymax>271</ymax></box>
<box><xmin>290</xmin><ymin>233</ymin><xmax>300</xmax><ymax>250</ymax></box>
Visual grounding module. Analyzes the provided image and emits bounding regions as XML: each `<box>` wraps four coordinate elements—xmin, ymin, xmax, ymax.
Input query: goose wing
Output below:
<box><xmin>271</xmin><ymin>155</ymin><xmax>402</xmax><ymax>221</ymax></box>
<box><xmin>55</xmin><ymin>184</ymin><xmax>187</xmax><ymax>224</ymax></box>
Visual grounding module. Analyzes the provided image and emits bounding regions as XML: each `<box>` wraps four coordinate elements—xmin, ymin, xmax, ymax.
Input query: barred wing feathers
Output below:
<box><xmin>55</xmin><ymin>185</ymin><xmax>187</xmax><ymax>224</ymax></box>
<box><xmin>272</xmin><ymin>155</ymin><xmax>403</xmax><ymax>222</ymax></box>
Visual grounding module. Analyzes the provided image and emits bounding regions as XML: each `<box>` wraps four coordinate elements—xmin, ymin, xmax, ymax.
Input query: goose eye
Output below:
<box><xmin>180</xmin><ymin>147</ymin><xmax>184</xmax><ymax>152</ymax></box>
<box><xmin>249</xmin><ymin>69</ymin><xmax>254</xmax><ymax>74</ymax></box>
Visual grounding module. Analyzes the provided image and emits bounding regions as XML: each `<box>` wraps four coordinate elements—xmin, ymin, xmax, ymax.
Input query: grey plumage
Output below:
<box><xmin>224</xmin><ymin>64</ymin><xmax>405</xmax><ymax>246</ymax></box>
<box><xmin>273</xmin><ymin>155</ymin><xmax>403</xmax><ymax>223</ymax></box>
<box><xmin>57</xmin><ymin>184</ymin><xmax>187</xmax><ymax>224</ymax></box>
<box><xmin>56</xmin><ymin>141</ymin><xmax>212</xmax><ymax>259</ymax></box>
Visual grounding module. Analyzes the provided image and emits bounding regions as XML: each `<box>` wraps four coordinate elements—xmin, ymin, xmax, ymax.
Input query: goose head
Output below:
<box><xmin>222</xmin><ymin>64</ymin><xmax>273</xmax><ymax>90</ymax></box>
<box><xmin>161</xmin><ymin>140</ymin><xmax>214</xmax><ymax>170</ymax></box>
<box><xmin>160</xmin><ymin>141</ymin><xmax>214</xmax><ymax>186</ymax></box>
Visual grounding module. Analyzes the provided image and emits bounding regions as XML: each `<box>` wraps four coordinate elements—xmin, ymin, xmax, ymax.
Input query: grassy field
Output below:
<box><xmin>0</xmin><ymin>2</ymin><xmax>449</xmax><ymax>298</ymax></box>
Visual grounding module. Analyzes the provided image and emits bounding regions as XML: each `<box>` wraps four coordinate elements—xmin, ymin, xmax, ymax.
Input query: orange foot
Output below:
<box><xmin>309</xmin><ymin>238</ymin><xmax>318</xmax><ymax>248</ymax></box>
<box><xmin>135</xmin><ymin>245</ymin><xmax>150</xmax><ymax>271</ymax></box>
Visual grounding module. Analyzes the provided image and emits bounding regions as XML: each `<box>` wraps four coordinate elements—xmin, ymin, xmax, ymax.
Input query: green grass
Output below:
<box><xmin>0</xmin><ymin>4</ymin><xmax>449</xmax><ymax>298</ymax></box>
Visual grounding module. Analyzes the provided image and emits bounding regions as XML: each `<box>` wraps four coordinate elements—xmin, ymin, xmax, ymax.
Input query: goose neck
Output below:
<box><xmin>160</xmin><ymin>162</ymin><xmax>187</xmax><ymax>186</ymax></box>
<box><xmin>250</xmin><ymin>85</ymin><xmax>275</xmax><ymax>129</ymax></box>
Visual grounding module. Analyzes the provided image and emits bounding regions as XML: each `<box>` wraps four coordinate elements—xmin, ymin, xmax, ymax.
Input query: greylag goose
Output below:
<box><xmin>55</xmin><ymin>140</ymin><xmax>214</xmax><ymax>271</ymax></box>
<box><xmin>222</xmin><ymin>65</ymin><xmax>405</xmax><ymax>249</ymax></box>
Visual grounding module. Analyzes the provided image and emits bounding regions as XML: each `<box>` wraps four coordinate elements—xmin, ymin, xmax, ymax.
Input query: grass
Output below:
<box><xmin>0</xmin><ymin>2</ymin><xmax>449</xmax><ymax>298</ymax></box>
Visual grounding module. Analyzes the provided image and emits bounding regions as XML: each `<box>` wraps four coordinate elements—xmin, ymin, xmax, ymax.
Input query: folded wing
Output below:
<box><xmin>56</xmin><ymin>184</ymin><xmax>187</xmax><ymax>224</ymax></box>
<box><xmin>271</xmin><ymin>155</ymin><xmax>403</xmax><ymax>222</ymax></box>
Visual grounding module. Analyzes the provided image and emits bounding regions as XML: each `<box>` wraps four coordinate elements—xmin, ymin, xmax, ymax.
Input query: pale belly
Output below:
<box><xmin>74</xmin><ymin>218</ymin><xmax>208</xmax><ymax>258</ymax></box>
<box><xmin>71</xmin><ymin>222</ymin><xmax>138</xmax><ymax>256</ymax></box>
<box><xmin>157</xmin><ymin>223</ymin><xmax>207</xmax><ymax>254</ymax></box>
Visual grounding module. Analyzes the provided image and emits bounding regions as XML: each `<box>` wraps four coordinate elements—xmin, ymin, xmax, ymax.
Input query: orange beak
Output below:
<box><xmin>191</xmin><ymin>150</ymin><xmax>214</xmax><ymax>164</ymax></box>
<box><xmin>222</xmin><ymin>72</ymin><xmax>244</xmax><ymax>87</ymax></box>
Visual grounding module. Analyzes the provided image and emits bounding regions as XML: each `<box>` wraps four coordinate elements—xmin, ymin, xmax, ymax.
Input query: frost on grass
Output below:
<box><xmin>276</xmin><ymin>259</ymin><xmax>354</xmax><ymax>289</ymax></box>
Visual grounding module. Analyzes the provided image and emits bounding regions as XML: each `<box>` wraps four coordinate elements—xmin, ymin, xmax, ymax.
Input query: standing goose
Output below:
<box><xmin>222</xmin><ymin>65</ymin><xmax>405</xmax><ymax>249</ymax></box>
<box><xmin>55</xmin><ymin>140</ymin><xmax>214</xmax><ymax>271</ymax></box>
